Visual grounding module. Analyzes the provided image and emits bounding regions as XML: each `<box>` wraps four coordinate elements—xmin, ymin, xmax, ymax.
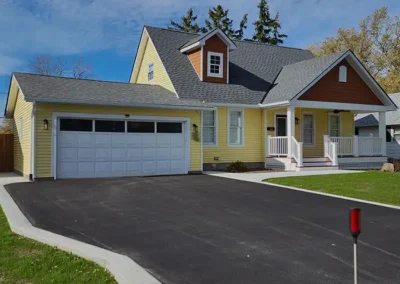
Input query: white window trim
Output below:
<box><xmin>227</xmin><ymin>109</ymin><xmax>244</xmax><ymax>147</ymax></box>
<box><xmin>301</xmin><ymin>112</ymin><xmax>316</xmax><ymax>147</ymax></box>
<box><xmin>328</xmin><ymin>113</ymin><xmax>341</xmax><ymax>137</ymax></box>
<box><xmin>207</xmin><ymin>52</ymin><xmax>223</xmax><ymax>78</ymax></box>
<box><xmin>202</xmin><ymin>110</ymin><xmax>218</xmax><ymax>147</ymax></box>
<box><xmin>339</xmin><ymin>65</ymin><xmax>347</xmax><ymax>83</ymax></box>
<box><xmin>148</xmin><ymin>63</ymin><xmax>154</xmax><ymax>81</ymax></box>
<box><xmin>19</xmin><ymin>117</ymin><xmax>23</xmax><ymax>142</ymax></box>
<box><xmin>274</xmin><ymin>112</ymin><xmax>287</xmax><ymax>137</ymax></box>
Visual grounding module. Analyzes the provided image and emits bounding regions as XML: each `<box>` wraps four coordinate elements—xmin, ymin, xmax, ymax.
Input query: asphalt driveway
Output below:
<box><xmin>5</xmin><ymin>175</ymin><xmax>400</xmax><ymax>284</ymax></box>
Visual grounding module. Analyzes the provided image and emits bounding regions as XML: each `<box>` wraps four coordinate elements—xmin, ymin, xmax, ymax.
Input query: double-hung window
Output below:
<box><xmin>207</xmin><ymin>52</ymin><xmax>223</xmax><ymax>78</ymax></box>
<box><xmin>329</xmin><ymin>114</ymin><xmax>340</xmax><ymax>137</ymax></box>
<box><xmin>302</xmin><ymin>113</ymin><xmax>315</xmax><ymax>145</ymax></box>
<box><xmin>228</xmin><ymin>110</ymin><xmax>244</xmax><ymax>146</ymax></box>
<box><xmin>203</xmin><ymin>110</ymin><xmax>217</xmax><ymax>145</ymax></box>
<box><xmin>148</xmin><ymin>63</ymin><xmax>154</xmax><ymax>81</ymax></box>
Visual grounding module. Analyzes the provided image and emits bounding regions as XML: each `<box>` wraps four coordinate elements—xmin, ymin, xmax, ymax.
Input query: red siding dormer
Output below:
<box><xmin>181</xmin><ymin>28</ymin><xmax>236</xmax><ymax>84</ymax></box>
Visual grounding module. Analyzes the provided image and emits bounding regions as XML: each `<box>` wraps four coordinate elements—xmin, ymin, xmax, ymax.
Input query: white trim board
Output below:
<box><xmin>0</xmin><ymin>180</ymin><xmax>161</xmax><ymax>284</ymax></box>
<box><xmin>180</xmin><ymin>28</ymin><xmax>237</xmax><ymax>53</ymax></box>
<box><xmin>51</xmin><ymin>112</ymin><xmax>192</xmax><ymax>179</ymax></box>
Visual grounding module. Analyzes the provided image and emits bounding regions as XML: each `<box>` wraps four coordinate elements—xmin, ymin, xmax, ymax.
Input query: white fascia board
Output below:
<box><xmin>211</xmin><ymin>103</ymin><xmax>260</xmax><ymax>108</ymax></box>
<box><xmin>180</xmin><ymin>42</ymin><xmax>202</xmax><ymax>53</ymax></box>
<box><xmin>259</xmin><ymin>101</ymin><xmax>290</xmax><ymax>108</ymax></box>
<box><xmin>292</xmin><ymin>100</ymin><xmax>396</xmax><ymax>112</ymax></box>
<box><xmin>25</xmin><ymin>97</ymin><xmax>214</xmax><ymax>111</ymax></box>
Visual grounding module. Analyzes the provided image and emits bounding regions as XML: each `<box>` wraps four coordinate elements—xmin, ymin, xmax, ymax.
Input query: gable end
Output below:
<box><xmin>298</xmin><ymin>59</ymin><xmax>383</xmax><ymax>105</ymax></box>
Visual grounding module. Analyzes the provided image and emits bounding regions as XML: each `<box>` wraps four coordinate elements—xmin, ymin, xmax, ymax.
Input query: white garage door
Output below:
<box><xmin>56</xmin><ymin>118</ymin><xmax>188</xmax><ymax>179</ymax></box>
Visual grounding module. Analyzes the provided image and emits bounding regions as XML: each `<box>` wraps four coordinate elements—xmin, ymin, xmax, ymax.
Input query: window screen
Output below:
<box><xmin>95</xmin><ymin>120</ymin><xmax>125</xmax><ymax>132</ymax></box>
<box><xmin>203</xmin><ymin>111</ymin><xmax>216</xmax><ymax>145</ymax></box>
<box><xmin>60</xmin><ymin>119</ymin><xmax>93</xmax><ymax>132</ymax></box>
<box><xmin>127</xmin><ymin>121</ymin><xmax>155</xmax><ymax>133</ymax></box>
<box><xmin>157</xmin><ymin>122</ymin><xmax>182</xmax><ymax>133</ymax></box>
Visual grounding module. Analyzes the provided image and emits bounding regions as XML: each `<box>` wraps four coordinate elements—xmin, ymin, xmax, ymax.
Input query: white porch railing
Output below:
<box><xmin>267</xmin><ymin>136</ymin><xmax>288</xmax><ymax>156</ymax></box>
<box><xmin>329</xmin><ymin>137</ymin><xmax>354</xmax><ymax>156</ymax></box>
<box><xmin>324</xmin><ymin>135</ymin><xmax>384</xmax><ymax>157</ymax></box>
<box><xmin>291</xmin><ymin>136</ymin><xmax>303</xmax><ymax>167</ymax></box>
<box><xmin>358</xmin><ymin>137</ymin><xmax>383</xmax><ymax>156</ymax></box>
<box><xmin>327</xmin><ymin>140</ymin><xmax>339</xmax><ymax>166</ymax></box>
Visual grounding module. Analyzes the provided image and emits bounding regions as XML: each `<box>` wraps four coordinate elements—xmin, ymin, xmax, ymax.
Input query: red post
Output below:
<box><xmin>349</xmin><ymin>208</ymin><xmax>361</xmax><ymax>284</ymax></box>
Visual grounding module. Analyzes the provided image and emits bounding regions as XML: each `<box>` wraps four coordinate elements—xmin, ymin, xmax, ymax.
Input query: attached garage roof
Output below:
<box><xmin>12</xmin><ymin>73</ymin><xmax>211</xmax><ymax>109</ymax></box>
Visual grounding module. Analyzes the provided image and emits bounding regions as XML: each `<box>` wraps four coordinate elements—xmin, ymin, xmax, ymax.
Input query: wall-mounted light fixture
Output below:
<box><xmin>295</xmin><ymin>117</ymin><xmax>300</xmax><ymax>125</ymax></box>
<box><xmin>193</xmin><ymin>124</ymin><xmax>198</xmax><ymax>131</ymax></box>
<box><xmin>43</xmin><ymin>119</ymin><xmax>49</xmax><ymax>130</ymax></box>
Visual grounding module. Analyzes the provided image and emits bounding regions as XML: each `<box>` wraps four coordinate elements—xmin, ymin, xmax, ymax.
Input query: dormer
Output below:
<box><xmin>180</xmin><ymin>29</ymin><xmax>236</xmax><ymax>84</ymax></box>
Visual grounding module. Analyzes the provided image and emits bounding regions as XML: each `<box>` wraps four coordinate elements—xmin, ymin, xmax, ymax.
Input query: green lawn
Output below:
<box><xmin>0</xmin><ymin>207</ymin><xmax>116</xmax><ymax>284</ymax></box>
<box><xmin>266</xmin><ymin>171</ymin><xmax>400</xmax><ymax>206</ymax></box>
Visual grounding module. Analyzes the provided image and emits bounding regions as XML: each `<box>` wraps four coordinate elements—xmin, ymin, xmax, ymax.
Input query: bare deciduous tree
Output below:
<box><xmin>29</xmin><ymin>55</ymin><xmax>93</xmax><ymax>79</ymax></box>
<box><xmin>0</xmin><ymin>119</ymin><xmax>12</xmax><ymax>134</ymax></box>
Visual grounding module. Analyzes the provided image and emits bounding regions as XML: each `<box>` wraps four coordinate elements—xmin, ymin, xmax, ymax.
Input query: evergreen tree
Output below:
<box><xmin>169</xmin><ymin>8</ymin><xmax>206</xmax><ymax>33</ymax></box>
<box><xmin>205</xmin><ymin>5</ymin><xmax>235</xmax><ymax>38</ymax></box>
<box><xmin>253</xmin><ymin>0</ymin><xmax>287</xmax><ymax>45</ymax></box>
<box><xmin>233</xmin><ymin>14</ymin><xmax>248</xmax><ymax>40</ymax></box>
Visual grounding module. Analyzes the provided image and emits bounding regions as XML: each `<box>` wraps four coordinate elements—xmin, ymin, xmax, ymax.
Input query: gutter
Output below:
<box><xmin>24</xmin><ymin>97</ymin><xmax>215</xmax><ymax>111</ymax></box>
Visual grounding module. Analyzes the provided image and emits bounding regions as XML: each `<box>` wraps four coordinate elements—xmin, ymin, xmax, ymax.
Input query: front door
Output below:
<box><xmin>276</xmin><ymin>115</ymin><xmax>287</xmax><ymax>136</ymax></box>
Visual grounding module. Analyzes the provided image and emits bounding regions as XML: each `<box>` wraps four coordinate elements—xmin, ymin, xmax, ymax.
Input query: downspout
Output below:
<box><xmin>30</xmin><ymin>102</ymin><xmax>36</xmax><ymax>181</ymax></box>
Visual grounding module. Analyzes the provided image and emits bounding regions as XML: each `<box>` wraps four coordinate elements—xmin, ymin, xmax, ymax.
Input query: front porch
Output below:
<box><xmin>264</xmin><ymin>106</ymin><xmax>387</xmax><ymax>171</ymax></box>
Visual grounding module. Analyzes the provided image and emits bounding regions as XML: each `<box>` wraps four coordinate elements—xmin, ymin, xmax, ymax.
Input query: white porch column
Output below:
<box><xmin>379</xmin><ymin>111</ymin><xmax>387</xmax><ymax>156</ymax></box>
<box><xmin>287</xmin><ymin>106</ymin><xmax>295</xmax><ymax>158</ymax></box>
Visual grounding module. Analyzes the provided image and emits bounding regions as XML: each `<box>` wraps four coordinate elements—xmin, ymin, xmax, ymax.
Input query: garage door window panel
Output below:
<box><xmin>60</xmin><ymin>119</ymin><xmax>93</xmax><ymax>132</ymax></box>
<box><xmin>127</xmin><ymin>121</ymin><xmax>155</xmax><ymax>133</ymax></box>
<box><xmin>157</xmin><ymin>122</ymin><xmax>182</xmax><ymax>133</ymax></box>
<box><xmin>95</xmin><ymin>120</ymin><xmax>125</xmax><ymax>133</ymax></box>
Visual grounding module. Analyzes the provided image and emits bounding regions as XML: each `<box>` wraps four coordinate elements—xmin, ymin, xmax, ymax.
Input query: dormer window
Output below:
<box><xmin>148</xmin><ymin>63</ymin><xmax>154</xmax><ymax>81</ymax></box>
<box><xmin>207</xmin><ymin>52</ymin><xmax>223</xmax><ymax>78</ymax></box>
<box><xmin>339</xmin><ymin>65</ymin><xmax>347</xmax><ymax>82</ymax></box>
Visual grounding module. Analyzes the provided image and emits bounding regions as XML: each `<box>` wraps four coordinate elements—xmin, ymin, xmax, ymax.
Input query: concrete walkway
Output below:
<box><xmin>204</xmin><ymin>170</ymin><xmax>361</xmax><ymax>184</ymax></box>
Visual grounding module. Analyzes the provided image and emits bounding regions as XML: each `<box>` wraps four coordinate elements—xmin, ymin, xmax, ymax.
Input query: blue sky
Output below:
<box><xmin>1</xmin><ymin>0</ymin><xmax>400</xmax><ymax>116</ymax></box>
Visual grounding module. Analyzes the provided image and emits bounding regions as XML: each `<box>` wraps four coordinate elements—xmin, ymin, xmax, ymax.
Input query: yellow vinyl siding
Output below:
<box><xmin>203</xmin><ymin>108</ymin><xmax>264</xmax><ymax>163</ymax></box>
<box><xmin>35</xmin><ymin>103</ymin><xmax>201</xmax><ymax>178</ymax></box>
<box><xmin>266</xmin><ymin>107</ymin><xmax>355</xmax><ymax>156</ymax></box>
<box><xmin>132</xmin><ymin>37</ymin><xmax>175</xmax><ymax>93</ymax></box>
<box><xmin>13</xmin><ymin>90</ymin><xmax>32</xmax><ymax>176</ymax></box>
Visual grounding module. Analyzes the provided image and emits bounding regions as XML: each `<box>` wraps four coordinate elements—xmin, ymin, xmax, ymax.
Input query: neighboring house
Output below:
<box><xmin>3</xmin><ymin>26</ymin><xmax>398</xmax><ymax>180</ymax></box>
<box><xmin>355</xmin><ymin>93</ymin><xmax>400</xmax><ymax>159</ymax></box>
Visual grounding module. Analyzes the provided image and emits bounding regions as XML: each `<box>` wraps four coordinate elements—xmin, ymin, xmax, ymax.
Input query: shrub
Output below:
<box><xmin>226</xmin><ymin>161</ymin><xmax>248</xmax><ymax>173</ymax></box>
<box><xmin>388</xmin><ymin>158</ymin><xmax>400</xmax><ymax>172</ymax></box>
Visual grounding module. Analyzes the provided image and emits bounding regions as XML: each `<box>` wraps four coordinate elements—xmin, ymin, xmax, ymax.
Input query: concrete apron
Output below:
<box><xmin>0</xmin><ymin>173</ymin><xmax>160</xmax><ymax>284</ymax></box>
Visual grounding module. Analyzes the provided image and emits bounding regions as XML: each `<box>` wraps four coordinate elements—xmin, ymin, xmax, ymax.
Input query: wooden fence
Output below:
<box><xmin>0</xmin><ymin>134</ymin><xmax>13</xmax><ymax>172</ymax></box>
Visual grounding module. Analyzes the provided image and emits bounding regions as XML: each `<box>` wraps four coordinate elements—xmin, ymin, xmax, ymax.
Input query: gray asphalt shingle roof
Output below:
<box><xmin>263</xmin><ymin>52</ymin><xmax>346</xmax><ymax>104</ymax></box>
<box><xmin>145</xmin><ymin>26</ymin><xmax>315</xmax><ymax>105</ymax></box>
<box><xmin>355</xmin><ymin>93</ymin><xmax>400</xmax><ymax>127</ymax></box>
<box><xmin>13</xmin><ymin>73</ymin><xmax>210</xmax><ymax>108</ymax></box>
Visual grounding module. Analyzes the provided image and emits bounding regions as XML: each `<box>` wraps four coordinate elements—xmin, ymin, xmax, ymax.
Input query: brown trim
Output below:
<box><xmin>299</xmin><ymin>60</ymin><xmax>384</xmax><ymax>105</ymax></box>
<box><xmin>187</xmin><ymin>48</ymin><xmax>202</xmax><ymax>79</ymax></box>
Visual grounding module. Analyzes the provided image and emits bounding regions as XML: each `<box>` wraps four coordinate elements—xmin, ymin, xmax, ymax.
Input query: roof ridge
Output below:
<box><xmin>281</xmin><ymin>51</ymin><xmax>346</xmax><ymax>68</ymax></box>
<box><xmin>12</xmin><ymin>72</ymin><xmax>162</xmax><ymax>87</ymax></box>
<box><xmin>145</xmin><ymin>25</ymin><xmax>310</xmax><ymax>52</ymax></box>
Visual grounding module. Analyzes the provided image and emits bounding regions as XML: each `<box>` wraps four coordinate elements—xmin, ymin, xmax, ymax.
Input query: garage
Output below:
<box><xmin>55</xmin><ymin>116</ymin><xmax>189</xmax><ymax>179</ymax></box>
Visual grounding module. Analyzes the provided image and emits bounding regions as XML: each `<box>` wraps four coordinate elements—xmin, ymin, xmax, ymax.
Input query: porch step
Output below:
<box><xmin>303</xmin><ymin>162</ymin><xmax>333</xmax><ymax>167</ymax></box>
<box><xmin>302</xmin><ymin>157</ymin><xmax>331</xmax><ymax>163</ymax></box>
